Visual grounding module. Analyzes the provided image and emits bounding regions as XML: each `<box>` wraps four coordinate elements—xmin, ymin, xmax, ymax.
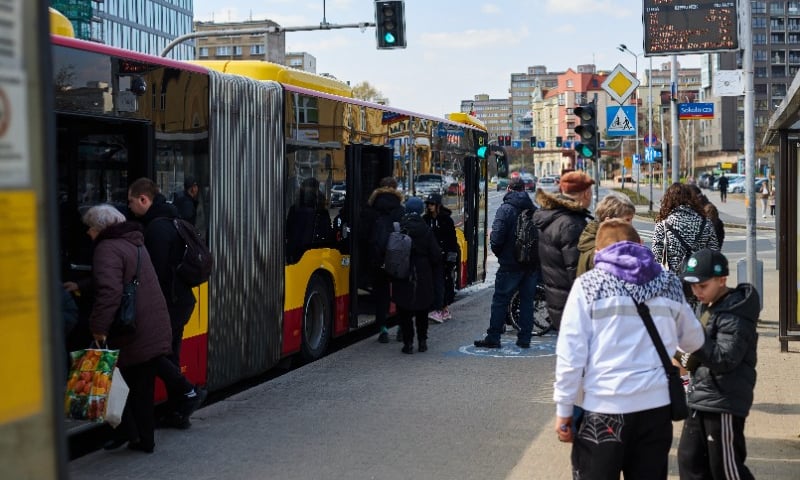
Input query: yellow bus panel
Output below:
<box><xmin>49</xmin><ymin>7</ymin><xmax>75</xmax><ymax>38</ymax></box>
<box><xmin>193</xmin><ymin>60</ymin><xmax>353</xmax><ymax>98</ymax></box>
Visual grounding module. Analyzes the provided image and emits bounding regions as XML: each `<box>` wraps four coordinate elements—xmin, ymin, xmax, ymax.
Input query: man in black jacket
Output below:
<box><xmin>128</xmin><ymin>178</ymin><xmax>206</xmax><ymax>428</ymax></box>
<box><xmin>532</xmin><ymin>171</ymin><xmax>594</xmax><ymax>331</ymax></box>
<box><xmin>173</xmin><ymin>176</ymin><xmax>199</xmax><ymax>225</ymax></box>
<box><xmin>474</xmin><ymin>173</ymin><xmax>540</xmax><ymax>349</ymax></box>
<box><xmin>677</xmin><ymin>249</ymin><xmax>759</xmax><ymax>480</ymax></box>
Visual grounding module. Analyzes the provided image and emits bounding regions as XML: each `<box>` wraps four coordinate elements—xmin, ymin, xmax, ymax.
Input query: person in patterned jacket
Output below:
<box><xmin>651</xmin><ymin>183</ymin><xmax>720</xmax><ymax>309</ymax></box>
<box><xmin>553</xmin><ymin>219</ymin><xmax>705</xmax><ymax>480</ymax></box>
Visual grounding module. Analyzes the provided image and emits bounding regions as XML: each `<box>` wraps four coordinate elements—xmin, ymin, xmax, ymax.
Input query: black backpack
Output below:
<box><xmin>171</xmin><ymin>218</ymin><xmax>213</xmax><ymax>287</ymax></box>
<box><xmin>513</xmin><ymin>208</ymin><xmax>539</xmax><ymax>268</ymax></box>
<box><xmin>382</xmin><ymin>222</ymin><xmax>412</xmax><ymax>280</ymax></box>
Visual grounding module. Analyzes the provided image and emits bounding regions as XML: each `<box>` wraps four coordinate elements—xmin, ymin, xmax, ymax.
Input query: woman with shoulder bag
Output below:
<box><xmin>83</xmin><ymin>204</ymin><xmax>172</xmax><ymax>453</ymax></box>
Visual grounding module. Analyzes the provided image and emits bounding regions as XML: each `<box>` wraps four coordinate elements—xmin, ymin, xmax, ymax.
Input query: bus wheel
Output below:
<box><xmin>301</xmin><ymin>273</ymin><xmax>332</xmax><ymax>361</ymax></box>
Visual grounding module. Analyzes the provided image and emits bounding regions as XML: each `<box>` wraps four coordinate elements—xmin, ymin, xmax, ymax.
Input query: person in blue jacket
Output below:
<box><xmin>474</xmin><ymin>173</ymin><xmax>540</xmax><ymax>349</ymax></box>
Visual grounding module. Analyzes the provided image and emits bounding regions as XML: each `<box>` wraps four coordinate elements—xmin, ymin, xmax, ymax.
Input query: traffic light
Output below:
<box><xmin>496</xmin><ymin>149</ymin><xmax>509</xmax><ymax>177</ymax></box>
<box><xmin>556</xmin><ymin>136</ymin><xmax>563</xmax><ymax>148</ymax></box>
<box><xmin>504</xmin><ymin>135</ymin><xmax>511</xmax><ymax>146</ymax></box>
<box><xmin>573</xmin><ymin>102</ymin><xmax>598</xmax><ymax>160</ymax></box>
<box><xmin>497</xmin><ymin>135</ymin><xmax>504</xmax><ymax>146</ymax></box>
<box><xmin>375</xmin><ymin>1</ymin><xmax>406</xmax><ymax>49</ymax></box>
<box><xmin>530</xmin><ymin>136</ymin><xmax>536</xmax><ymax>147</ymax></box>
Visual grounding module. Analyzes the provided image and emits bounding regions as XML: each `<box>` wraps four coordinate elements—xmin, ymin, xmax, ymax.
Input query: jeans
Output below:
<box><xmin>486</xmin><ymin>268</ymin><xmax>540</xmax><ymax>343</ymax></box>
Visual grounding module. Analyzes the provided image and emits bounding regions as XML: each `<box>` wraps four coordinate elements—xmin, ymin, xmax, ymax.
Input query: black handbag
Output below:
<box><xmin>112</xmin><ymin>246</ymin><xmax>141</xmax><ymax>335</ymax></box>
<box><xmin>631</xmin><ymin>298</ymin><xmax>690</xmax><ymax>421</ymax></box>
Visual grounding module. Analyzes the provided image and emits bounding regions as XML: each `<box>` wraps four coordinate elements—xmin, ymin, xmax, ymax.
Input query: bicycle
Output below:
<box><xmin>505</xmin><ymin>283</ymin><xmax>552</xmax><ymax>336</ymax></box>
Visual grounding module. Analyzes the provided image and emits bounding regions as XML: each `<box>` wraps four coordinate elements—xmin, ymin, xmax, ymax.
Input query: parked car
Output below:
<box><xmin>538</xmin><ymin>176</ymin><xmax>558</xmax><ymax>189</ymax></box>
<box><xmin>698</xmin><ymin>172</ymin><xmax>715</xmax><ymax>189</ymax></box>
<box><xmin>728</xmin><ymin>176</ymin><xmax>747</xmax><ymax>193</ymax></box>
<box><xmin>520</xmin><ymin>173</ymin><xmax>536</xmax><ymax>191</ymax></box>
<box><xmin>415</xmin><ymin>174</ymin><xmax>444</xmax><ymax>197</ymax></box>
<box><xmin>330</xmin><ymin>182</ymin><xmax>346</xmax><ymax>207</ymax></box>
<box><xmin>496</xmin><ymin>177</ymin><xmax>509</xmax><ymax>191</ymax></box>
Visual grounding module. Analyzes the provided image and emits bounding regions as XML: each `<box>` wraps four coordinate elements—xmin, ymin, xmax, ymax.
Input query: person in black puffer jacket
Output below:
<box><xmin>392</xmin><ymin>197</ymin><xmax>442</xmax><ymax>354</ymax></box>
<box><xmin>532</xmin><ymin>171</ymin><xmax>594</xmax><ymax>331</ymax></box>
<box><xmin>677</xmin><ymin>249</ymin><xmax>759</xmax><ymax>480</ymax></box>
<box><xmin>359</xmin><ymin>177</ymin><xmax>405</xmax><ymax>344</ymax></box>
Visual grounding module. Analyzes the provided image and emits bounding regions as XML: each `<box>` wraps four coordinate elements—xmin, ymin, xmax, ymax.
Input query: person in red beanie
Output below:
<box><xmin>532</xmin><ymin>171</ymin><xmax>594</xmax><ymax>330</ymax></box>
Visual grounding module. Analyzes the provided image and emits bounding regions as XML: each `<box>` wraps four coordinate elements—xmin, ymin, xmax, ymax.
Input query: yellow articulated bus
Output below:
<box><xmin>52</xmin><ymin>26</ymin><xmax>488</xmax><ymax>394</ymax></box>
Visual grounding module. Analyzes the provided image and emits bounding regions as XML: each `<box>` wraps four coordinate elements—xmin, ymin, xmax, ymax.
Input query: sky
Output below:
<box><xmin>193</xmin><ymin>0</ymin><xmax>701</xmax><ymax>117</ymax></box>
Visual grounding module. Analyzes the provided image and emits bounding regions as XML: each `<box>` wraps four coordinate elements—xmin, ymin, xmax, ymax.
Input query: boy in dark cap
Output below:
<box><xmin>677</xmin><ymin>249</ymin><xmax>759</xmax><ymax>480</ymax></box>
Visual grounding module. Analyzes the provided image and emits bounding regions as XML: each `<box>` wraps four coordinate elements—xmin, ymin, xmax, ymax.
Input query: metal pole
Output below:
<box><xmin>741</xmin><ymin>0</ymin><xmax>757</xmax><ymax>285</ymax></box>
<box><xmin>648</xmin><ymin>57</ymin><xmax>654</xmax><ymax>210</ymax></box>
<box><xmin>670</xmin><ymin>55</ymin><xmax>680</xmax><ymax>183</ymax></box>
<box><xmin>634</xmin><ymin>54</ymin><xmax>640</xmax><ymax>199</ymax></box>
<box><xmin>160</xmin><ymin>22</ymin><xmax>375</xmax><ymax>57</ymax></box>
<box><xmin>660</xmin><ymin>106</ymin><xmax>667</xmax><ymax>191</ymax></box>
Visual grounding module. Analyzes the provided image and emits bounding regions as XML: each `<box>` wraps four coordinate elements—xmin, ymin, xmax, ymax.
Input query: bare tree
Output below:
<box><xmin>352</xmin><ymin>81</ymin><xmax>389</xmax><ymax>104</ymax></box>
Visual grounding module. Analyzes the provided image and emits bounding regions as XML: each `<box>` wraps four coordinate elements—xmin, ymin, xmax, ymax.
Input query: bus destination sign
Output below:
<box><xmin>644</xmin><ymin>1</ymin><xmax>739</xmax><ymax>56</ymax></box>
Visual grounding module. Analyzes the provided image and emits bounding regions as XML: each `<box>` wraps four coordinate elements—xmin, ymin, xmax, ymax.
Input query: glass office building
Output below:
<box><xmin>53</xmin><ymin>0</ymin><xmax>195</xmax><ymax>60</ymax></box>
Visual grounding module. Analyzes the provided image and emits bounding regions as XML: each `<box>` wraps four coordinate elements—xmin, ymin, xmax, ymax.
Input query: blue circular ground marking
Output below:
<box><xmin>455</xmin><ymin>332</ymin><xmax>557</xmax><ymax>358</ymax></box>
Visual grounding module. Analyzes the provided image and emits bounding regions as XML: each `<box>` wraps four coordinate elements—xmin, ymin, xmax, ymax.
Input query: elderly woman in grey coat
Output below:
<box><xmin>84</xmin><ymin>204</ymin><xmax>172</xmax><ymax>453</ymax></box>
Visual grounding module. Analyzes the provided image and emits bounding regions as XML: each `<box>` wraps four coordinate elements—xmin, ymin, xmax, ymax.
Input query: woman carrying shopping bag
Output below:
<box><xmin>83</xmin><ymin>204</ymin><xmax>172</xmax><ymax>453</ymax></box>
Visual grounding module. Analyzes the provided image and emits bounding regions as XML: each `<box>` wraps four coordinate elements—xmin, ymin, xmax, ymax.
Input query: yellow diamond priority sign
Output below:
<box><xmin>602</xmin><ymin>64</ymin><xmax>640</xmax><ymax>104</ymax></box>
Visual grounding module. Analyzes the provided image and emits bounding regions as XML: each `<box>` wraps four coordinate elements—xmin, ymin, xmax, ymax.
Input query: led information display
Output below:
<box><xmin>644</xmin><ymin>1</ymin><xmax>739</xmax><ymax>55</ymax></box>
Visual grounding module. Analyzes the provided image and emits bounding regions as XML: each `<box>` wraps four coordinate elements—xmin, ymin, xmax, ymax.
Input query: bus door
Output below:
<box><xmin>56</xmin><ymin>113</ymin><xmax>153</xmax><ymax>348</ymax></box>
<box><xmin>345</xmin><ymin>144</ymin><xmax>394</xmax><ymax>328</ymax></box>
<box><xmin>463</xmin><ymin>155</ymin><xmax>487</xmax><ymax>284</ymax></box>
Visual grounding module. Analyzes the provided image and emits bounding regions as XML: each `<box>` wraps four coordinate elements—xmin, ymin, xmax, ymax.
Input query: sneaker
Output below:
<box><xmin>474</xmin><ymin>338</ymin><xmax>501</xmax><ymax>349</ymax></box>
<box><xmin>378</xmin><ymin>331</ymin><xmax>390</xmax><ymax>343</ymax></box>
<box><xmin>442</xmin><ymin>308</ymin><xmax>452</xmax><ymax>320</ymax></box>
<box><xmin>177</xmin><ymin>386</ymin><xmax>208</xmax><ymax>421</ymax></box>
<box><xmin>418</xmin><ymin>340</ymin><xmax>428</xmax><ymax>352</ymax></box>
<box><xmin>428</xmin><ymin>310</ymin><xmax>445</xmax><ymax>323</ymax></box>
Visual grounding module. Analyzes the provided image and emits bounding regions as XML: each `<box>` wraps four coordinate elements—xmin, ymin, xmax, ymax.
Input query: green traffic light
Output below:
<box><xmin>384</xmin><ymin>32</ymin><xmax>396</xmax><ymax>44</ymax></box>
<box><xmin>579</xmin><ymin>145</ymin><xmax>595</xmax><ymax>157</ymax></box>
<box><xmin>476</xmin><ymin>145</ymin><xmax>488</xmax><ymax>159</ymax></box>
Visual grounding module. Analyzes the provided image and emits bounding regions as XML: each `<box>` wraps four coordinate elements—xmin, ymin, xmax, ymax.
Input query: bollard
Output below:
<box><xmin>736</xmin><ymin>258</ymin><xmax>763</xmax><ymax>312</ymax></box>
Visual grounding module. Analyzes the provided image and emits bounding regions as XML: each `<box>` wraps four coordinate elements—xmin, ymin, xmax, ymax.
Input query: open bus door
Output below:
<box><xmin>345</xmin><ymin>144</ymin><xmax>394</xmax><ymax>329</ymax></box>
<box><xmin>55</xmin><ymin>113</ymin><xmax>152</xmax><ymax>350</ymax></box>
<box><xmin>463</xmin><ymin>155</ymin><xmax>488</xmax><ymax>285</ymax></box>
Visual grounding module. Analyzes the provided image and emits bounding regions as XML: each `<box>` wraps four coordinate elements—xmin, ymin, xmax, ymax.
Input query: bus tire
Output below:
<box><xmin>300</xmin><ymin>273</ymin><xmax>332</xmax><ymax>361</ymax></box>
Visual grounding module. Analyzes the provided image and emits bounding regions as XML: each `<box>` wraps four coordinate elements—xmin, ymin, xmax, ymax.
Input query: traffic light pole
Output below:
<box><xmin>161</xmin><ymin>22</ymin><xmax>376</xmax><ymax>57</ymax></box>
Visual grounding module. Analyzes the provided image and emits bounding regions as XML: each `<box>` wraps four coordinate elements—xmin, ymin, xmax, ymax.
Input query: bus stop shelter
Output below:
<box><xmin>764</xmin><ymin>73</ymin><xmax>800</xmax><ymax>351</ymax></box>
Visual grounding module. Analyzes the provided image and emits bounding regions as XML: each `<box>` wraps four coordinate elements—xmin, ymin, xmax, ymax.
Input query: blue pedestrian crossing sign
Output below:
<box><xmin>606</xmin><ymin>106</ymin><xmax>636</xmax><ymax>137</ymax></box>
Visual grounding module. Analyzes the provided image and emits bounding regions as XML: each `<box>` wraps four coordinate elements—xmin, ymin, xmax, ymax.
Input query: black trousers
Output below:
<box><xmin>571</xmin><ymin>405</ymin><xmax>673</xmax><ymax>480</ymax></box>
<box><xmin>370</xmin><ymin>268</ymin><xmax>391</xmax><ymax>330</ymax></box>
<box><xmin>118</xmin><ymin>358</ymin><xmax>158</xmax><ymax>448</ymax></box>
<box><xmin>678</xmin><ymin>409</ymin><xmax>754</xmax><ymax>480</ymax></box>
<box><xmin>398</xmin><ymin>307</ymin><xmax>428</xmax><ymax>346</ymax></box>
<box><xmin>156</xmin><ymin>303</ymin><xmax>196</xmax><ymax>409</ymax></box>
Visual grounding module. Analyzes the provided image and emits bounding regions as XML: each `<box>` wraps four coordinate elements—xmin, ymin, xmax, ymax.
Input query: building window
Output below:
<box><xmin>250</xmin><ymin>44</ymin><xmax>265</xmax><ymax>55</ymax></box>
<box><xmin>199</xmin><ymin>47</ymin><xmax>209</xmax><ymax>57</ymax></box>
<box><xmin>566</xmin><ymin>79</ymin><xmax>573</xmax><ymax>88</ymax></box>
<box><xmin>216</xmin><ymin>46</ymin><xmax>232</xmax><ymax>56</ymax></box>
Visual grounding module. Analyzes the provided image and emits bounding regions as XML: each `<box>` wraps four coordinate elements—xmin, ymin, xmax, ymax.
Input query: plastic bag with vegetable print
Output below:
<box><xmin>64</xmin><ymin>347</ymin><xmax>119</xmax><ymax>423</ymax></box>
